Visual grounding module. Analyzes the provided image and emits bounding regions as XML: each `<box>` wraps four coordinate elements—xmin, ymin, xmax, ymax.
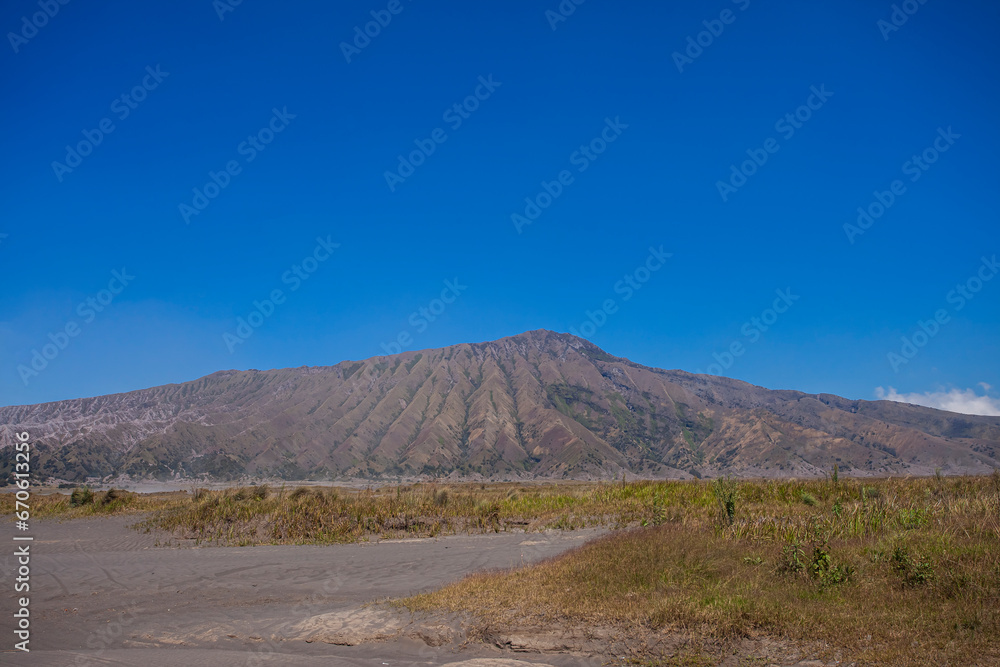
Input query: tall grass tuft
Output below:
<box><xmin>712</xmin><ymin>476</ymin><xmax>739</xmax><ymax>526</ymax></box>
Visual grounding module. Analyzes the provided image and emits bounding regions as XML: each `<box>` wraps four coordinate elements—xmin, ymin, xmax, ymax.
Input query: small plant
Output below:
<box><xmin>712</xmin><ymin>476</ymin><xmax>738</xmax><ymax>526</ymax></box>
<box><xmin>800</xmin><ymin>492</ymin><xmax>818</xmax><ymax>506</ymax></box>
<box><xmin>810</xmin><ymin>543</ymin><xmax>831</xmax><ymax>575</ymax></box>
<box><xmin>891</xmin><ymin>546</ymin><xmax>934</xmax><ymax>587</ymax></box>
<box><xmin>647</xmin><ymin>498</ymin><xmax>670</xmax><ymax>526</ymax></box>
<box><xmin>832</xmin><ymin>499</ymin><xmax>843</xmax><ymax>517</ymax></box>
<box><xmin>743</xmin><ymin>555</ymin><xmax>763</xmax><ymax>565</ymax></box>
<box><xmin>809</xmin><ymin>540</ymin><xmax>853</xmax><ymax>587</ymax></box>
<box><xmin>289</xmin><ymin>487</ymin><xmax>310</xmax><ymax>500</ymax></box>
<box><xmin>781</xmin><ymin>540</ymin><xmax>806</xmax><ymax>574</ymax></box>
<box><xmin>433</xmin><ymin>489</ymin><xmax>449</xmax><ymax>507</ymax></box>
<box><xmin>192</xmin><ymin>488</ymin><xmax>210</xmax><ymax>502</ymax></box>
<box><xmin>252</xmin><ymin>484</ymin><xmax>269</xmax><ymax>500</ymax></box>
<box><xmin>831</xmin><ymin>463</ymin><xmax>839</xmax><ymax>485</ymax></box>
<box><xmin>70</xmin><ymin>486</ymin><xmax>94</xmax><ymax>507</ymax></box>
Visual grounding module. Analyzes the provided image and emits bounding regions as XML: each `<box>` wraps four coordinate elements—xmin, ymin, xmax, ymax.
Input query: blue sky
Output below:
<box><xmin>1</xmin><ymin>0</ymin><xmax>998</xmax><ymax>413</ymax></box>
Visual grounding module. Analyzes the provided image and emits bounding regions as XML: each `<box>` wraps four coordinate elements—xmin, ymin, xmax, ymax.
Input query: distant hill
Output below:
<box><xmin>2</xmin><ymin>330</ymin><xmax>998</xmax><ymax>483</ymax></box>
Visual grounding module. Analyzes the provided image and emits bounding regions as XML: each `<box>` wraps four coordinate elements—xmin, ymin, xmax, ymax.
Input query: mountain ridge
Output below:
<box><xmin>2</xmin><ymin>329</ymin><xmax>998</xmax><ymax>483</ymax></box>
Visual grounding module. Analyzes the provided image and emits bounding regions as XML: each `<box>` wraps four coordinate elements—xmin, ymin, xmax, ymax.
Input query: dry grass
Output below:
<box><xmin>135</xmin><ymin>481</ymin><xmax>614</xmax><ymax>546</ymax></box>
<box><xmin>404</xmin><ymin>474</ymin><xmax>1000</xmax><ymax>666</ymax></box>
<box><xmin>0</xmin><ymin>488</ymin><xmax>189</xmax><ymax>518</ymax></box>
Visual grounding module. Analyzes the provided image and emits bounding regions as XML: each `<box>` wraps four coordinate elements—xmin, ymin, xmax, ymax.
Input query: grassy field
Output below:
<box><xmin>403</xmin><ymin>474</ymin><xmax>1000</xmax><ymax>665</ymax></box>
<box><xmin>2</xmin><ymin>487</ymin><xmax>190</xmax><ymax>518</ymax></box>
<box><xmin>4</xmin><ymin>480</ymin><xmax>637</xmax><ymax>544</ymax></box>
<box><xmin>137</xmin><ymin>480</ymin><xmax>662</xmax><ymax>545</ymax></box>
<box><xmin>5</xmin><ymin>474</ymin><xmax>998</xmax><ymax>664</ymax></box>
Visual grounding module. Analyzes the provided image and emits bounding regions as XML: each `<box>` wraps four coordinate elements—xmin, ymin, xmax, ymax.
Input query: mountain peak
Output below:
<box><xmin>2</xmin><ymin>331</ymin><xmax>998</xmax><ymax>483</ymax></box>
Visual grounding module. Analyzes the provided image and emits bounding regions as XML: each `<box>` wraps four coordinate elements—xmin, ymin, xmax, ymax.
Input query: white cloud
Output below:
<box><xmin>874</xmin><ymin>385</ymin><xmax>1000</xmax><ymax>416</ymax></box>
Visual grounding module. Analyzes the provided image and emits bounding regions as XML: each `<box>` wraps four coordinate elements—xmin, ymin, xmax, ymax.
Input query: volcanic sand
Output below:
<box><xmin>0</xmin><ymin>515</ymin><xmax>606</xmax><ymax>666</ymax></box>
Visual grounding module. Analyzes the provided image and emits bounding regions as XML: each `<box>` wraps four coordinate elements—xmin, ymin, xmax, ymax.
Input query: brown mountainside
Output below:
<box><xmin>1</xmin><ymin>330</ymin><xmax>998</xmax><ymax>482</ymax></box>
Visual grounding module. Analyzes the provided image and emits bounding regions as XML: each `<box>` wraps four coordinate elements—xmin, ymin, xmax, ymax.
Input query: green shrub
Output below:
<box><xmin>70</xmin><ymin>486</ymin><xmax>94</xmax><ymax>507</ymax></box>
<box><xmin>810</xmin><ymin>540</ymin><xmax>853</xmax><ymax>586</ymax></box>
<box><xmin>891</xmin><ymin>546</ymin><xmax>934</xmax><ymax>587</ymax></box>
<box><xmin>101</xmin><ymin>488</ymin><xmax>130</xmax><ymax>505</ymax></box>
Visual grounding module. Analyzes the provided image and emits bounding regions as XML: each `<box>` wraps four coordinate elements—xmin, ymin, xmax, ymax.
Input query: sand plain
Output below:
<box><xmin>1</xmin><ymin>515</ymin><xmax>606</xmax><ymax>666</ymax></box>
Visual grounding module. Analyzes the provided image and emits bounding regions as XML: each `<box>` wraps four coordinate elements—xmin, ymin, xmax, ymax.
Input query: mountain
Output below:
<box><xmin>2</xmin><ymin>330</ymin><xmax>998</xmax><ymax>483</ymax></box>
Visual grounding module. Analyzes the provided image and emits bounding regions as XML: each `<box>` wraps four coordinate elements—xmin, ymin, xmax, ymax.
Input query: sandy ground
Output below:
<box><xmin>0</xmin><ymin>516</ymin><xmax>608</xmax><ymax>666</ymax></box>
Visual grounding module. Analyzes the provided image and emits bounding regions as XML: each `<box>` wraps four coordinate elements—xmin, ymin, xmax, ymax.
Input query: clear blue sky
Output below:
<box><xmin>2</xmin><ymin>0</ymin><xmax>998</xmax><ymax>412</ymax></box>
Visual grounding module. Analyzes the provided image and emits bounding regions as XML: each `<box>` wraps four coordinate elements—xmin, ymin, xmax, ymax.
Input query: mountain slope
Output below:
<box><xmin>2</xmin><ymin>330</ymin><xmax>998</xmax><ymax>482</ymax></box>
